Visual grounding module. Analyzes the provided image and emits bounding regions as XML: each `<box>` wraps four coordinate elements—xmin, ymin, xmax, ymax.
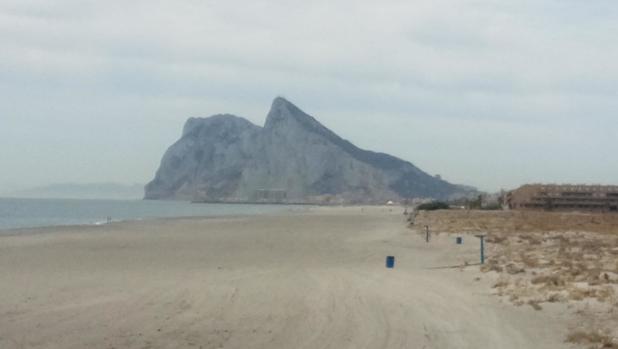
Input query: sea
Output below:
<box><xmin>0</xmin><ymin>198</ymin><xmax>296</xmax><ymax>232</ymax></box>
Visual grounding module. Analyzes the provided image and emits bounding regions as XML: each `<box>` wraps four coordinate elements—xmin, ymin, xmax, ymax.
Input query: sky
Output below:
<box><xmin>1</xmin><ymin>0</ymin><xmax>617</xmax><ymax>194</ymax></box>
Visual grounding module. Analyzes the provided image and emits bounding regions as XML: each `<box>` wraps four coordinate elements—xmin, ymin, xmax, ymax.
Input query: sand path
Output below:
<box><xmin>0</xmin><ymin>207</ymin><xmax>573</xmax><ymax>348</ymax></box>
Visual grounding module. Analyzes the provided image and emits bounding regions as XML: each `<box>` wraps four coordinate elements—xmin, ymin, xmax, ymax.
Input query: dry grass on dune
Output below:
<box><xmin>413</xmin><ymin>209</ymin><xmax>618</xmax><ymax>349</ymax></box>
<box><xmin>567</xmin><ymin>330</ymin><xmax>618</xmax><ymax>349</ymax></box>
<box><xmin>412</xmin><ymin>209</ymin><xmax>618</xmax><ymax>235</ymax></box>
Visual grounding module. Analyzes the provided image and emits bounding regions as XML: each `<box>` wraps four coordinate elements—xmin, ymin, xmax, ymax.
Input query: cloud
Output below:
<box><xmin>1</xmin><ymin>0</ymin><xmax>617</xmax><ymax>192</ymax></box>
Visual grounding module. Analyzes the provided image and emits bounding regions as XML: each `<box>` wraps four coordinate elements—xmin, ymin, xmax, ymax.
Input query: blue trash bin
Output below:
<box><xmin>386</xmin><ymin>256</ymin><xmax>395</xmax><ymax>268</ymax></box>
<box><xmin>456</xmin><ymin>237</ymin><xmax>463</xmax><ymax>244</ymax></box>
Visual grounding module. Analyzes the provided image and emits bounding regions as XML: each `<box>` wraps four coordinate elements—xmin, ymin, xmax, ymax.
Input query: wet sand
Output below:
<box><xmin>0</xmin><ymin>207</ymin><xmax>573</xmax><ymax>349</ymax></box>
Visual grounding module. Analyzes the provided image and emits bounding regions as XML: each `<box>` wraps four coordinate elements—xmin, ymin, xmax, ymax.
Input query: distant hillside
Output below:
<box><xmin>145</xmin><ymin>97</ymin><xmax>476</xmax><ymax>204</ymax></box>
<box><xmin>6</xmin><ymin>183</ymin><xmax>144</xmax><ymax>200</ymax></box>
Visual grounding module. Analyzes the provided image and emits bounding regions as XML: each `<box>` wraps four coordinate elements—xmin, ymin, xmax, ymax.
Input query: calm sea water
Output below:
<box><xmin>0</xmin><ymin>198</ymin><xmax>296</xmax><ymax>232</ymax></box>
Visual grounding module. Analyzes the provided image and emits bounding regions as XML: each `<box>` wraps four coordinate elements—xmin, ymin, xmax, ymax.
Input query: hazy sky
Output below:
<box><xmin>1</xmin><ymin>0</ymin><xmax>617</xmax><ymax>193</ymax></box>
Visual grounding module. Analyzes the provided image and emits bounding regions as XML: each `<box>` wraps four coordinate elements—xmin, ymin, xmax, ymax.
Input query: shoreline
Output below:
<box><xmin>0</xmin><ymin>199</ymin><xmax>315</xmax><ymax>234</ymax></box>
<box><xmin>0</xmin><ymin>210</ymin><xmax>317</xmax><ymax>237</ymax></box>
<box><xmin>0</xmin><ymin>197</ymin><xmax>403</xmax><ymax>235</ymax></box>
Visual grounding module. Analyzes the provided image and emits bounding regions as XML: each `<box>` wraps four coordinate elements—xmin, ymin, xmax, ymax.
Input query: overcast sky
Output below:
<box><xmin>1</xmin><ymin>0</ymin><xmax>617</xmax><ymax>194</ymax></box>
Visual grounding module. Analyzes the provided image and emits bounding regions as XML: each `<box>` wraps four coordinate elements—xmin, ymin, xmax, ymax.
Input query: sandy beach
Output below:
<box><xmin>0</xmin><ymin>207</ymin><xmax>574</xmax><ymax>349</ymax></box>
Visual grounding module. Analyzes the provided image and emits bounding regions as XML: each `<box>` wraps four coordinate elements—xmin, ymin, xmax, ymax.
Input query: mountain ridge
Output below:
<box><xmin>145</xmin><ymin>97</ymin><xmax>475</xmax><ymax>203</ymax></box>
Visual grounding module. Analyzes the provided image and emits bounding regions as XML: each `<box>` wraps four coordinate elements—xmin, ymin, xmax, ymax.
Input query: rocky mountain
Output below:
<box><xmin>145</xmin><ymin>97</ymin><xmax>475</xmax><ymax>204</ymax></box>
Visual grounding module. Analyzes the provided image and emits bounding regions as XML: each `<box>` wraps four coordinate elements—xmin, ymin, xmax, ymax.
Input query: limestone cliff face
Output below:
<box><xmin>145</xmin><ymin>97</ymin><xmax>474</xmax><ymax>203</ymax></box>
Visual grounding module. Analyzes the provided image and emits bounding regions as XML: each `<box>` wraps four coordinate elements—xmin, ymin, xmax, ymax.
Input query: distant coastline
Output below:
<box><xmin>190</xmin><ymin>200</ymin><xmax>324</xmax><ymax>206</ymax></box>
<box><xmin>5</xmin><ymin>182</ymin><xmax>144</xmax><ymax>201</ymax></box>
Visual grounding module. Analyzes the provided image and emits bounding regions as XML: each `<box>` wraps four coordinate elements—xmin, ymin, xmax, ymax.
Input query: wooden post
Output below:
<box><xmin>475</xmin><ymin>234</ymin><xmax>486</xmax><ymax>264</ymax></box>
